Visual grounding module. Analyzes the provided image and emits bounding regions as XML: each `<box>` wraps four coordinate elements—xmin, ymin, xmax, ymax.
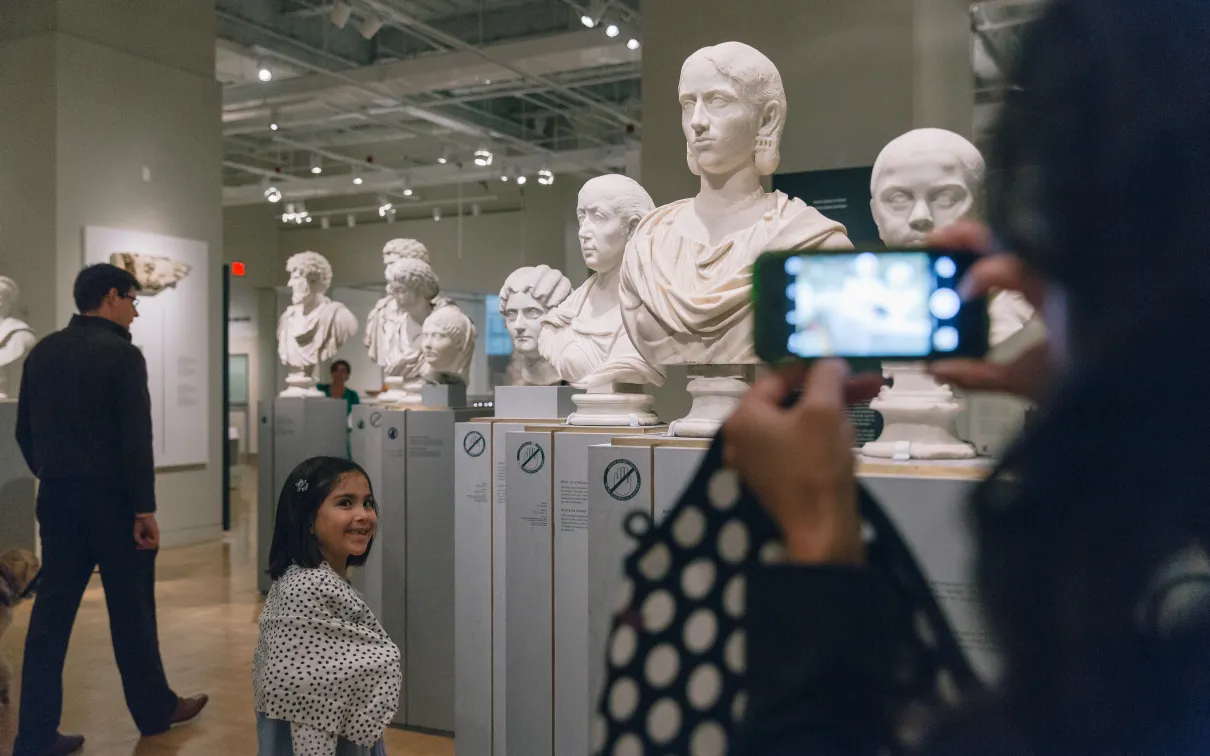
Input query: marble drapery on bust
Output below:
<box><xmin>618</xmin><ymin>41</ymin><xmax>851</xmax><ymax>435</ymax></box>
<box><xmin>0</xmin><ymin>277</ymin><xmax>35</xmax><ymax>399</ymax></box>
<box><xmin>277</xmin><ymin>251</ymin><xmax>358</xmax><ymax>396</ymax></box>
<box><xmin>499</xmin><ymin>265</ymin><xmax>572</xmax><ymax>386</ymax></box>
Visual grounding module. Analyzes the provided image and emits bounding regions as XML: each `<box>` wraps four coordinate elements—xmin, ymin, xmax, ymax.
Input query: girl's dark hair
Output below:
<box><xmin>267</xmin><ymin>456</ymin><xmax>375</xmax><ymax>580</ymax></box>
<box><xmin>331</xmin><ymin>359</ymin><xmax>351</xmax><ymax>374</ymax></box>
<box><xmin>956</xmin><ymin>1</ymin><xmax>1210</xmax><ymax>753</ymax></box>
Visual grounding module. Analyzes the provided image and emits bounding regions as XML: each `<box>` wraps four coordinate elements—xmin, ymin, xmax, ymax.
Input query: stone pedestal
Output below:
<box><xmin>668</xmin><ymin>365</ymin><xmax>754</xmax><ymax>438</ymax></box>
<box><xmin>257</xmin><ymin>397</ymin><xmax>347</xmax><ymax>593</ymax></box>
<box><xmin>863</xmin><ymin>363</ymin><xmax>976</xmax><ymax>460</ymax></box>
<box><xmin>568</xmin><ymin>383</ymin><xmax>659</xmax><ymax>427</ymax></box>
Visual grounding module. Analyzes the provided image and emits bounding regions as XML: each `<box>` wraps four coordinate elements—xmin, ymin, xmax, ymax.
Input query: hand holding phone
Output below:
<box><xmin>753</xmin><ymin>248</ymin><xmax>989</xmax><ymax>363</ymax></box>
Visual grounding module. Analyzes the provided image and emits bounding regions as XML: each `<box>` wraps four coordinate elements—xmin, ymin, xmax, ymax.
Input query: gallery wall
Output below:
<box><xmin>0</xmin><ymin>1</ymin><xmax>224</xmax><ymax>548</ymax></box>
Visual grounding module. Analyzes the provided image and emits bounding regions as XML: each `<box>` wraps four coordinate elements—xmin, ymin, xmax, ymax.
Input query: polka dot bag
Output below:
<box><xmin>591</xmin><ymin>431</ymin><xmax>984</xmax><ymax>755</ymax></box>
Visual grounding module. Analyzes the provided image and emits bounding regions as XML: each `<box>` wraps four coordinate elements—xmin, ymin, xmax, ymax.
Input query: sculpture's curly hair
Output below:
<box><xmin>286</xmin><ymin>251</ymin><xmax>333</xmax><ymax>293</ymax></box>
<box><xmin>499</xmin><ymin>265</ymin><xmax>573</xmax><ymax>314</ymax></box>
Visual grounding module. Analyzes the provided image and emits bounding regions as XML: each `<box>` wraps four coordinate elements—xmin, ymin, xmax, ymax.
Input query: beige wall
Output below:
<box><xmin>0</xmin><ymin>1</ymin><xmax>223</xmax><ymax>547</ymax></box>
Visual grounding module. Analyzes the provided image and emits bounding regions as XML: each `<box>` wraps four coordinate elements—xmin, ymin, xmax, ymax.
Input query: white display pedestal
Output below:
<box><xmin>453</xmin><ymin>385</ymin><xmax>577</xmax><ymax>756</ymax></box>
<box><xmin>422</xmin><ymin>383</ymin><xmax>467</xmax><ymax>409</ymax></box>
<box><xmin>0</xmin><ymin>400</ymin><xmax>36</xmax><ymax>554</ymax></box>
<box><xmin>257</xmin><ymin>397</ymin><xmax>347</xmax><ymax>594</ymax></box>
<box><xmin>503</xmin><ymin>426</ymin><xmax>666</xmax><ymax>756</ymax></box>
<box><xmin>353</xmin><ymin>402</ymin><xmax>488</xmax><ymax>734</ymax></box>
<box><xmin>858</xmin><ymin>458</ymin><xmax>1001</xmax><ymax>682</ymax></box>
<box><xmin>584</xmin><ymin>437</ymin><xmax>708</xmax><ymax>725</ymax></box>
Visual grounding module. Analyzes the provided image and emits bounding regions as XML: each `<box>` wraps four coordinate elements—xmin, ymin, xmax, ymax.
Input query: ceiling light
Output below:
<box><xmin>403</xmin><ymin>188</ymin><xmax>414</xmax><ymax>197</ymax></box>
<box><xmin>581</xmin><ymin>14</ymin><xmax>596</xmax><ymax>27</ymax></box>
<box><xmin>269</xmin><ymin>121</ymin><xmax>279</xmax><ymax>131</ymax></box>
<box><xmin>309</xmin><ymin>154</ymin><xmax>323</xmax><ymax>175</ymax></box>
<box><xmin>257</xmin><ymin>60</ymin><xmax>273</xmax><ymax>82</ymax></box>
<box><xmin>360</xmin><ymin>14</ymin><xmax>383</xmax><ymax>39</ymax></box>
<box><xmin>473</xmin><ymin>148</ymin><xmax>493</xmax><ymax>167</ymax></box>
<box><xmin>433</xmin><ymin>208</ymin><xmax>442</xmax><ymax>222</ymax></box>
<box><xmin>627</xmin><ymin>38</ymin><xmax>640</xmax><ymax>50</ymax></box>
<box><xmin>500</xmin><ymin>172</ymin><xmax>510</xmax><ymax>182</ymax></box>
<box><xmin>516</xmin><ymin>174</ymin><xmax>527</xmax><ymax>185</ymax></box>
<box><xmin>437</xmin><ymin>150</ymin><xmax>450</xmax><ymax>165</ymax></box>
<box><xmin>605</xmin><ymin>24</ymin><xmax>620</xmax><ymax>37</ymax></box>
<box><xmin>330</xmin><ymin>0</ymin><xmax>352</xmax><ymax>28</ymax></box>
<box><xmin>281</xmin><ymin>201</ymin><xmax>309</xmax><ymax>224</ymax></box>
<box><xmin>264</xmin><ymin>184</ymin><xmax>282</xmax><ymax>203</ymax></box>
<box><xmin>377</xmin><ymin>195</ymin><xmax>394</xmax><ymax>217</ymax></box>
<box><xmin>352</xmin><ymin>171</ymin><xmax>363</xmax><ymax>185</ymax></box>
<box><xmin>538</xmin><ymin>168</ymin><xmax>554</xmax><ymax>186</ymax></box>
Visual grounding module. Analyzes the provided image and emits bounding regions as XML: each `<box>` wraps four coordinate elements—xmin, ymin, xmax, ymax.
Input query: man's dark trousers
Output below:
<box><xmin>13</xmin><ymin>480</ymin><xmax>177</xmax><ymax>756</ymax></box>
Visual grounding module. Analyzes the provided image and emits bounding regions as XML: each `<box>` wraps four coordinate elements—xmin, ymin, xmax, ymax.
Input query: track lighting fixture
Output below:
<box><xmin>474</xmin><ymin>148</ymin><xmax>494</xmax><ymax>167</ymax></box>
<box><xmin>605</xmin><ymin>24</ymin><xmax>619</xmax><ymax>38</ymax></box>
<box><xmin>310</xmin><ymin>154</ymin><xmax>323</xmax><ymax>175</ymax></box>
<box><xmin>627</xmin><ymin>38</ymin><xmax>640</xmax><ymax>50</ymax></box>
<box><xmin>538</xmin><ymin>168</ymin><xmax>554</xmax><ymax>186</ymax></box>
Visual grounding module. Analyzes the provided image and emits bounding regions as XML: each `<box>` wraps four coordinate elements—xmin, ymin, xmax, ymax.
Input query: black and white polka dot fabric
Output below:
<box><xmin>592</xmin><ymin>433</ymin><xmax>981</xmax><ymax>755</ymax></box>
<box><xmin>254</xmin><ymin>563</ymin><xmax>402</xmax><ymax>755</ymax></box>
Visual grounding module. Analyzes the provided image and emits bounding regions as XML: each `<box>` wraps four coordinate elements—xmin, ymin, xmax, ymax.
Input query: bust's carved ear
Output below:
<box><xmin>627</xmin><ymin>215</ymin><xmax>642</xmax><ymax>239</ymax></box>
<box><xmin>758</xmin><ymin>99</ymin><xmax>784</xmax><ymax>140</ymax></box>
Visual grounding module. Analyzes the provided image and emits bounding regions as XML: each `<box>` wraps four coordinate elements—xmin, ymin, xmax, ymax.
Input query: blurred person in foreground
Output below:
<box><xmin>724</xmin><ymin>0</ymin><xmax>1210</xmax><ymax>753</ymax></box>
<box><xmin>13</xmin><ymin>265</ymin><xmax>207</xmax><ymax>756</ymax></box>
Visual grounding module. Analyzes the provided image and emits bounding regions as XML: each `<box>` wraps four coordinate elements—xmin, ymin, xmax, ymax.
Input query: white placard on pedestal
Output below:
<box><xmin>257</xmin><ymin>397</ymin><xmax>347</xmax><ymax>594</ymax></box>
<box><xmin>0</xmin><ymin>400</ymin><xmax>35</xmax><ymax>553</ymax></box>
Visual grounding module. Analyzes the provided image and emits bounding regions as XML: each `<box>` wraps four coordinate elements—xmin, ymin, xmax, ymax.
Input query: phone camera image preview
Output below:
<box><xmin>784</xmin><ymin>252</ymin><xmax>960</xmax><ymax>358</ymax></box>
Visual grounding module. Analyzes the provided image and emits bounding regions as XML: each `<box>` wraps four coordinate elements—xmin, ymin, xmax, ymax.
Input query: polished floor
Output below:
<box><xmin>0</xmin><ymin>467</ymin><xmax>454</xmax><ymax>756</ymax></box>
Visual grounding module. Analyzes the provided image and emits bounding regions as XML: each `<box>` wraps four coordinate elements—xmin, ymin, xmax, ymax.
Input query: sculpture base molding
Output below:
<box><xmin>374</xmin><ymin>376</ymin><xmax>425</xmax><ymax>406</ymax></box>
<box><xmin>567</xmin><ymin>384</ymin><xmax>658</xmax><ymax>427</ymax></box>
<box><xmin>280</xmin><ymin>371</ymin><xmax>323</xmax><ymax>398</ymax></box>
<box><xmin>668</xmin><ymin>365</ymin><xmax>755</xmax><ymax>438</ymax></box>
<box><xmin>862</xmin><ymin>363</ymin><xmax>975</xmax><ymax>460</ymax></box>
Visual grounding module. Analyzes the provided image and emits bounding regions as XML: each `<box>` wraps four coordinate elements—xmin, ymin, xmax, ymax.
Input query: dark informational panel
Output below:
<box><xmin>773</xmin><ymin>166</ymin><xmax>882</xmax><ymax>247</ymax></box>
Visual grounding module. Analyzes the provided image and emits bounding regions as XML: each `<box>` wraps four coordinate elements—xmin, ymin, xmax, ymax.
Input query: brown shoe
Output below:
<box><xmin>39</xmin><ymin>734</ymin><xmax>84</xmax><ymax>756</ymax></box>
<box><xmin>169</xmin><ymin>693</ymin><xmax>209</xmax><ymax>726</ymax></box>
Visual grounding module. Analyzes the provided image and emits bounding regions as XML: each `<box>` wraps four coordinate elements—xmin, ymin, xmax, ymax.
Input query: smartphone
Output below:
<box><xmin>752</xmin><ymin>249</ymin><xmax>988</xmax><ymax>363</ymax></box>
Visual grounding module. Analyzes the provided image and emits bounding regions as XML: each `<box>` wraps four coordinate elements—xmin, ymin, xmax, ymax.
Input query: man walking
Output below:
<box><xmin>13</xmin><ymin>264</ymin><xmax>207</xmax><ymax>756</ymax></box>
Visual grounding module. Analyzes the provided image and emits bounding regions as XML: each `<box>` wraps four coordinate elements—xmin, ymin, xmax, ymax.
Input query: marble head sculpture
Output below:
<box><xmin>382</xmin><ymin>238</ymin><xmax>429</xmax><ymax>266</ymax></box>
<box><xmin>277</xmin><ymin>251</ymin><xmax>358</xmax><ymax>396</ymax></box>
<box><xmin>0</xmin><ymin>276</ymin><xmax>35</xmax><ymax>399</ymax></box>
<box><xmin>540</xmin><ymin>174</ymin><xmax>663</xmax><ymax>389</ymax></box>
<box><xmin>619</xmin><ymin>41</ymin><xmax>852</xmax><ymax>434</ymax></box>
<box><xmin>499</xmin><ymin>265</ymin><xmax>573</xmax><ymax>386</ymax></box>
<box><xmin>421</xmin><ymin>304</ymin><xmax>477</xmax><ymax>384</ymax></box>
<box><xmin>366</xmin><ymin>256</ymin><xmax>447</xmax><ymax>403</ymax></box>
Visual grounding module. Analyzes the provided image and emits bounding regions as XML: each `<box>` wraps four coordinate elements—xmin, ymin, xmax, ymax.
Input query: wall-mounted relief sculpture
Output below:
<box><xmin>108</xmin><ymin>252</ymin><xmax>191</xmax><ymax>296</ymax></box>
<box><xmin>277</xmin><ymin>251</ymin><xmax>358</xmax><ymax>397</ymax></box>
<box><xmin>540</xmin><ymin>174</ymin><xmax>665</xmax><ymax>425</ymax></box>
<box><xmin>364</xmin><ymin>239</ymin><xmax>454</xmax><ymax>404</ymax></box>
<box><xmin>862</xmin><ymin>127</ymin><xmax>1036</xmax><ymax>460</ymax></box>
<box><xmin>619</xmin><ymin>42</ymin><xmax>852</xmax><ymax>436</ymax></box>
<box><xmin>0</xmin><ymin>277</ymin><xmax>35</xmax><ymax>400</ymax></box>
<box><xmin>499</xmin><ymin>265</ymin><xmax>573</xmax><ymax>387</ymax></box>
<box><xmin>421</xmin><ymin>303</ymin><xmax>477</xmax><ymax>385</ymax></box>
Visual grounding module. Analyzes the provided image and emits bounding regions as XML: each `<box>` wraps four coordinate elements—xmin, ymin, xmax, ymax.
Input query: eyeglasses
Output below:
<box><xmin>120</xmin><ymin>293</ymin><xmax>139</xmax><ymax>310</ymax></box>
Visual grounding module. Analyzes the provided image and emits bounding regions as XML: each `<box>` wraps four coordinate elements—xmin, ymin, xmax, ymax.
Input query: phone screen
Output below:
<box><xmin>755</xmin><ymin>249</ymin><xmax>985</xmax><ymax>362</ymax></box>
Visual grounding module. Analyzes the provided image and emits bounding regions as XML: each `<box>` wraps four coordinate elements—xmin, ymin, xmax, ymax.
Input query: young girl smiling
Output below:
<box><xmin>254</xmin><ymin>456</ymin><xmax>400</xmax><ymax>756</ymax></box>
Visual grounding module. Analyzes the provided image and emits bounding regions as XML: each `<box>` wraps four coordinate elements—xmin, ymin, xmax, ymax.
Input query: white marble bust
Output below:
<box><xmin>277</xmin><ymin>252</ymin><xmax>358</xmax><ymax>397</ymax></box>
<box><xmin>421</xmin><ymin>304</ymin><xmax>477</xmax><ymax>385</ymax></box>
<box><xmin>0</xmin><ymin>277</ymin><xmax>35</xmax><ymax>400</ymax></box>
<box><xmin>863</xmin><ymin>128</ymin><xmax>1010</xmax><ymax>459</ymax></box>
<box><xmin>499</xmin><ymin>265</ymin><xmax>572</xmax><ymax>386</ymax></box>
<box><xmin>619</xmin><ymin>41</ymin><xmax>852</xmax><ymax>434</ymax></box>
<box><xmin>366</xmin><ymin>257</ymin><xmax>452</xmax><ymax>404</ymax></box>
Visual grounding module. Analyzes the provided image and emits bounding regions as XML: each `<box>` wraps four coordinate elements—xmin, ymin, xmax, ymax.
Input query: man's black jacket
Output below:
<box><xmin>16</xmin><ymin>314</ymin><xmax>156</xmax><ymax>514</ymax></box>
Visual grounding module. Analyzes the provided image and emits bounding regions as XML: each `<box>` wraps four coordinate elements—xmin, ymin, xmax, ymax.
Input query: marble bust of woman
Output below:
<box><xmin>0</xmin><ymin>277</ymin><xmax>35</xmax><ymax>399</ymax></box>
<box><xmin>539</xmin><ymin>174</ymin><xmax>665</xmax><ymax>425</ymax></box>
<box><xmin>421</xmin><ymin>304</ymin><xmax>477</xmax><ymax>385</ymax></box>
<box><xmin>277</xmin><ymin>251</ymin><xmax>358</xmax><ymax>396</ymax></box>
<box><xmin>366</xmin><ymin>257</ymin><xmax>451</xmax><ymax>404</ymax></box>
<box><xmin>620</xmin><ymin>41</ymin><xmax>852</xmax><ymax>435</ymax></box>
<box><xmin>499</xmin><ymin>264</ymin><xmax>573</xmax><ymax>386</ymax></box>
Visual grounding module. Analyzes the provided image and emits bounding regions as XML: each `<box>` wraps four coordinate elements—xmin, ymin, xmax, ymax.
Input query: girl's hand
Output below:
<box><xmin>926</xmin><ymin>220</ymin><xmax>1052</xmax><ymax>402</ymax></box>
<box><xmin>723</xmin><ymin>360</ymin><xmax>881</xmax><ymax>565</ymax></box>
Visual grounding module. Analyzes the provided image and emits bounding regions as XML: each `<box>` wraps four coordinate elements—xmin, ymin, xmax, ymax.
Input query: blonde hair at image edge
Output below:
<box><xmin>681</xmin><ymin>41</ymin><xmax>787</xmax><ymax>177</ymax></box>
<box><xmin>286</xmin><ymin>251</ymin><xmax>333</xmax><ymax>293</ymax></box>
<box><xmin>425</xmin><ymin>306</ymin><xmax>477</xmax><ymax>377</ymax></box>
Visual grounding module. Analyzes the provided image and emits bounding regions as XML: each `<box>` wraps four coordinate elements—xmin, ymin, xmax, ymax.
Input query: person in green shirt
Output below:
<box><xmin>318</xmin><ymin>360</ymin><xmax>360</xmax><ymax>458</ymax></box>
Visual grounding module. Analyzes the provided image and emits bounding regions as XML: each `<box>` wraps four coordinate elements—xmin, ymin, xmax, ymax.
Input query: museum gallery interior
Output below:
<box><xmin>0</xmin><ymin>1</ymin><xmax>1047</xmax><ymax>754</ymax></box>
